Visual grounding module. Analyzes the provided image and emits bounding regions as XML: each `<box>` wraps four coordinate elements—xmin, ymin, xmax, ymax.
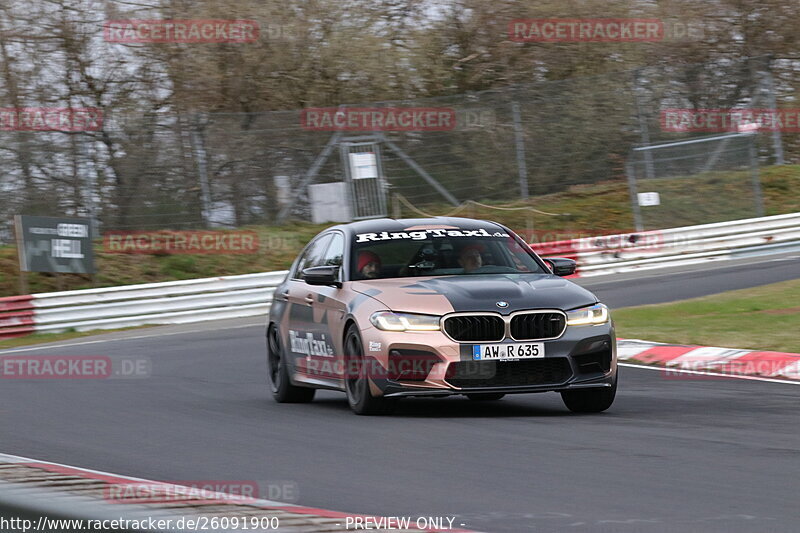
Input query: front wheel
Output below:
<box><xmin>561</xmin><ymin>376</ymin><xmax>616</xmax><ymax>413</ymax></box>
<box><xmin>344</xmin><ymin>325</ymin><xmax>397</xmax><ymax>415</ymax></box>
<box><xmin>267</xmin><ymin>325</ymin><xmax>315</xmax><ymax>403</ymax></box>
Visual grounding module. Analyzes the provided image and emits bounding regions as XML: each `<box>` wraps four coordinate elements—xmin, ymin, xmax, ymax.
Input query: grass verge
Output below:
<box><xmin>613</xmin><ymin>278</ymin><xmax>800</xmax><ymax>354</ymax></box>
<box><xmin>0</xmin><ymin>326</ymin><xmax>157</xmax><ymax>350</ymax></box>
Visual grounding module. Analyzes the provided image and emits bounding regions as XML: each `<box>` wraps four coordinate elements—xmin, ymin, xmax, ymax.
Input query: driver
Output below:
<box><xmin>458</xmin><ymin>244</ymin><xmax>484</xmax><ymax>273</ymax></box>
<box><xmin>356</xmin><ymin>250</ymin><xmax>382</xmax><ymax>279</ymax></box>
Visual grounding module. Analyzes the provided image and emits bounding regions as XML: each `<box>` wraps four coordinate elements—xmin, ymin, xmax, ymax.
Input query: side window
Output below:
<box><xmin>292</xmin><ymin>247</ymin><xmax>311</xmax><ymax>279</ymax></box>
<box><xmin>293</xmin><ymin>234</ymin><xmax>333</xmax><ymax>278</ymax></box>
<box><xmin>304</xmin><ymin>234</ymin><xmax>334</xmax><ymax>269</ymax></box>
<box><xmin>320</xmin><ymin>233</ymin><xmax>344</xmax><ymax>267</ymax></box>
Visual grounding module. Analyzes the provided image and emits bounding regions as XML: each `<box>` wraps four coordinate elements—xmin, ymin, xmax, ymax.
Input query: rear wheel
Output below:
<box><xmin>561</xmin><ymin>376</ymin><xmax>616</xmax><ymax>413</ymax></box>
<box><xmin>267</xmin><ymin>325</ymin><xmax>315</xmax><ymax>403</ymax></box>
<box><xmin>466</xmin><ymin>393</ymin><xmax>505</xmax><ymax>401</ymax></box>
<box><xmin>344</xmin><ymin>325</ymin><xmax>397</xmax><ymax>415</ymax></box>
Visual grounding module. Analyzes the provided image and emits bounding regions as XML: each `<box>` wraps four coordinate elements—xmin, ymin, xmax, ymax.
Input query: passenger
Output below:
<box><xmin>356</xmin><ymin>250</ymin><xmax>382</xmax><ymax>279</ymax></box>
<box><xmin>458</xmin><ymin>244</ymin><xmax>484</xmax><ymax>273</ymax></box>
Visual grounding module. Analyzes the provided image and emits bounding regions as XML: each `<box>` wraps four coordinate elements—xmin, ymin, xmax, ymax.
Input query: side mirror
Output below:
<box><xmin>303</xmin><ymin>265</ymin><xmax>342</xmax><ymax>287</ymax></box>
<box><xmin>544</xmin><ymin>257</ymin><xmax>577</xmax><ymax>277</ymax></box>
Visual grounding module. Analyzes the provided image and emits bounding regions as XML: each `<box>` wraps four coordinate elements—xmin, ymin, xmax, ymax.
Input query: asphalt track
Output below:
<box><xmin>574</xmin><ymin>250</ymin><xmax>800</xmax><ymax>308</ymax></box>
<box><xmin>1</xmin><ymin>254</ymin><xmax>798</xmax><ymax>533</ymax></box>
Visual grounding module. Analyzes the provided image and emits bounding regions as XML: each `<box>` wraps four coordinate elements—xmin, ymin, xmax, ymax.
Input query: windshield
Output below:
<box><xmin>350</xmin><ymin>228</ymin><xmax>548</xmax><ymax>280</ymax></box>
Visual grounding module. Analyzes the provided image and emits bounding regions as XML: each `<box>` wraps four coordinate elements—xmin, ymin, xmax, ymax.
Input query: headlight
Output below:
<box><xmin>566</xmin><ymin>303</ymin><xmax>609</xmax><ymax>326</ymax></box>
<box><xmin>370</xmin><ymin>311</ymin><xmax>441</xmax><ymax>332</ymax></box>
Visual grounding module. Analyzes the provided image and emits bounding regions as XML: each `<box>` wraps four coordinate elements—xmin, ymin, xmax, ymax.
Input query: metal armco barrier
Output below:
<box><xmin>0</xmin><ymin>272</ymin><xmax>288</xmax><ymax>339</ymax></box>
<box><xmin>0</xmin><ymin>295</ymin><xmax>35</xmax><ymax>338</ymax></box>
<box><xmin>1</xmin><ymin>212</ymin><xmax>799</xmax><ymax>340</ymax></box>
<box><xmin>530</xmin><ymin>212</ymin><xmax>800</xmax><ymax>277</ymax></box>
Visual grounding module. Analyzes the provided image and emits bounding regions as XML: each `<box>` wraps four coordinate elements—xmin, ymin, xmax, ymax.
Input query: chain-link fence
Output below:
<box><xmin>0</xmin><ymin>55</ymin><xmax>793</xmax><ymax>242</ymax></box>
<box><xmin>626</xmin><ymin>132</ymin><xmax>763</xmax><ymax>230</ymax></box>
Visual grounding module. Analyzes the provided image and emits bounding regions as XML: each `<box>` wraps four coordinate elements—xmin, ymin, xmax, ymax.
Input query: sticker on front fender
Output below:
<box><xmin>473</xmin><ymin>342</ymin><xmax>545</xmax><ymax>361</ymax></box>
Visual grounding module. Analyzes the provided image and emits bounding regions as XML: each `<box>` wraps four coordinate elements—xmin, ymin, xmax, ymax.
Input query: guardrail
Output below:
<box><xmin>530</xmin><ymin>212</ymin><xmax>800</xmax><ymax>277</ymax></box>
<box><xmin>0</xmin><ymin>272</ymin><xmax>288</xmax><ymax>339</ymax></box>
<box><xmin>1</xmin><ymin>212</ymin><xmax>798</xmax><ymax>339</ymax></box>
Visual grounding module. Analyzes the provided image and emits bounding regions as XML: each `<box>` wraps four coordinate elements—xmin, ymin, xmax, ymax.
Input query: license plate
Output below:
<box><xmin>472</xmin><ymin>342</ymin><xmax>545</xmax><ymax>361</ymax></box>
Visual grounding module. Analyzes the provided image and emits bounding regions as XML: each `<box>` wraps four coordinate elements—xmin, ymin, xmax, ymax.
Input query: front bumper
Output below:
<box><xmin>358</xmin><ymin>322</ymin><xmax>617</xmax><ymax>398</ymax></box>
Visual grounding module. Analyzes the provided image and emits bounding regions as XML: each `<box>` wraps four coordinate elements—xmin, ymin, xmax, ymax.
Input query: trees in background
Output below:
<box><xmin>0</xmin><ymin>0</ymin><xmax>798</xmax><ymax>233</ymax></box>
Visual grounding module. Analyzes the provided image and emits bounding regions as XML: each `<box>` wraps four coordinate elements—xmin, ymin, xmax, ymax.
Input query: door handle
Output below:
<box><xmin>280</xmin><ymin>291</ymin><xmax>289</xmax><ymax>301</ymax></box>
<box><xmin>304</xmin><ymin>295</ymin><xmax>315</xmax><ymax>305</ymax></box>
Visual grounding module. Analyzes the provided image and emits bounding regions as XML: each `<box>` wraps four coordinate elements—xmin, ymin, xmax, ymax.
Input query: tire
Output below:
<box><xmin>466</xmin><ymin>393</ymin><xmax>506</xmax><ymax>401</ymax></box>
<box><xmin>267</xmin><ymin>325</ymin><xmax>315</xmax><ymax>403</ymax></box>
<box><xmin>344</xmin><ymin>325</ymin><xmax>397</xmax><ymax>415</ymax></box>
<box><xmin>561</xmin><ymin>376</ymin><xmax>616</xmax><ymax>413</ymax></box>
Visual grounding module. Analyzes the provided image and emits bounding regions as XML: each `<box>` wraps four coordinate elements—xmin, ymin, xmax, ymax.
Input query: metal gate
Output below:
<box><xmin>340</xmin><ymin>141</ymin><xmax>388</xmax><ymax>219</ymax></box>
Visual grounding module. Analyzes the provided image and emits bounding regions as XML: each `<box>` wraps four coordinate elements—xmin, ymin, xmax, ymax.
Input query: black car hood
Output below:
<box><xmin>351</xmin><ymin>274</ymin><xmax>598</xmax><ymax>314</ymax></box>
